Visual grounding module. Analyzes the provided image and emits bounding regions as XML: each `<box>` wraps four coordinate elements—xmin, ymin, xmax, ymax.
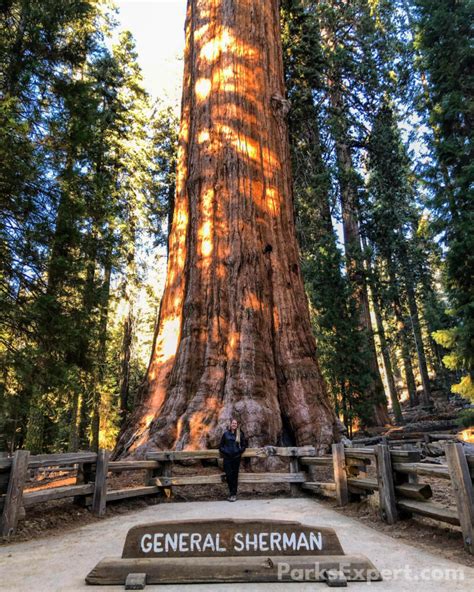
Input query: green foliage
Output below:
<box><xmin>281</xmin><ymin>0</ymin><xmax>385</xmax><ymax>431</ymax></box>
<box><xmin>409</xmin><ymin>0</ymin><xmax>474</xmax><ymax>392</ymax></box>
<box><xmin>0</xmin><ymin>0</ymin><xmax>175</xmax><ymax>452</ymax></box>
<box><xmin>458</xmin><ymin>409</ymin><xmax>474</xmax><ymax>429</ymax></box>
<box><xmin>433</xmin><ymin>327</ymin><xmax>474</xmax><ymax>401</ymax></box>
<box><xmin>280</xmin><ymin>0</ymin><xmax>465</xmax><ymax>429</ymax></box>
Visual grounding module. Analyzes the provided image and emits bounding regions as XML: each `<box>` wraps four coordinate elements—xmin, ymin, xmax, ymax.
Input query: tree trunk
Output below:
<box><xmin>119</xmin><ymin>307</ymin><xmax>134</xmax><ymax>422</ymax></box>
<box><xmin>361</xmin><ymin>237</ymin><xmax>402</xmax><ymax>424</ymax></box>
<box><xmin>68</xmin><ymin>392</ymin><xmax>80</xmax><ymax>452</ymax></box>
<box><xmin>417</xmin><ymin>273</ymin><xmax>446</xmax><ymax>378</ymax></box>
<box><xmin>115</xmin><ymin>0</ymin><xmax>337</xmax><ymax>457</ymax></box>
<box><xmin>91</xmin><ymin>258</ymin><xmax>112</xmax><ymax>451</ymax></box>
<box><xmin>370</xmin><ymin>279</ymin><xmax>403</xmax><ymax>423</ymax></box>
<box><xmin>24</xmin><ymin>391</ymin><xmax>44</xmax><ymax>454</ymax></box>
<box><xmin>25</xmin><ymin>155</ymin><xmax>79</xmax><ymax>451</ymax></box>
<box><xmin>398</xmin><ymin>240</ymin><xmax>432</xmax><ymax>406</ymax></box>
<box><xmin>119</xmin><ymin>219</ymin><xmax>137</xmax><ymax>423</ymax></box>
<box><xmin>405</xmin><ymin>281</ymin><xmax>432</xmax><ymax>406</ymax></box>
<box><xmin>389</xmin><ymin>267</ymin><xmax>418</xmax><ymax>407</ymax></box>
<box><xmin>331</xmin><ymin>102</ymin><xmax>389</xmax><ymax>427</ymax></box>
<box><xmin>78</xmin><ymin>228</ymin><xmax>99</xmax><ymax>448</ymax></box>
<box><xmin>319</xmin><ymin>8</ymin><xmax>389</xmax><ymax>428</ymax></box>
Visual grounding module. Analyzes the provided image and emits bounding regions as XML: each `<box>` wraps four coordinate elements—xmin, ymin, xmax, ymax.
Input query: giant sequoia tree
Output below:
<box><xmin>115</xmin><ymin>0</ymin><xmax>337</xmax><ymax>456</ymax></box>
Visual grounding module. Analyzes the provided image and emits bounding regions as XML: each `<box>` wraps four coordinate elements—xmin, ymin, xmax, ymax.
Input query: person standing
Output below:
<box><xmin>219</xmin><ymin>418</ymin><xmax>247</xmax><ymax>501</ymax></box>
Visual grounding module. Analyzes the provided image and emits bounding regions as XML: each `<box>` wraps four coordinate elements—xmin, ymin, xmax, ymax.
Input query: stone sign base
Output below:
<box><xmin>85</xmin><ymin>519</ymin><xmax>381</xmax><ymax>588</ymax></box>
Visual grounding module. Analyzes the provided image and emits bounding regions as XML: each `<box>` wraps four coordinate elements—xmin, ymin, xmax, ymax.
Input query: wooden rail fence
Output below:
<box><xmin>1</xmin><ymin>443</ymin><xmax>473</xmax><ymax>553</ymax></box>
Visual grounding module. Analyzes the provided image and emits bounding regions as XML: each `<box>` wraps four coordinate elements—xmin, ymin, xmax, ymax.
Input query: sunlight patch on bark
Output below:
<box><xmin>244</xmin><ymin>291</ymin><xmax>261</xmax><ymax>311</ymax></box>
<box><xmin>198</xmin><ymin>129</ymin><xmax>210</xmax><ymax>144</ymax></box>
<box><xmin>194</xmin><ymin>23</ymin><xmax>209</xmax><ymax>42</ymax></box>
<box><xmin>212</xmin><ymin>65</ymin><xmax>236</xmax><ymax>92</ymax></box>
<box><xmin>265</xmin><ymin>186</ymin><xmax>280</xmax><ymax>215</ymax></box>
<box><xmin>199</xmin><ymin>28</ymin><xmax>259</xmax><ymax>64</ymax></box>
<box><xmin>159</xmin><ymin>316</ymin><xmax>181</xmax><ymax>362</ymax></box>
<box><xmin>188</xmin><ymin>400</ymin><xmax>220</xmax><ymax>447</ymax></box>
<box><xmin>199</xmin><ymin>220</ymin><xmax>213</xmax><ymax>258</ymax></box>
<box><xmin>195</xmin><ymin>77</ymin><xmax>212</xmax><ymax>100</ymax></box>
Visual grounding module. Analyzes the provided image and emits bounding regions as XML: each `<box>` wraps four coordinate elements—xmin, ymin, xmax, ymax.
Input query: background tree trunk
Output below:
<box><xmin>402</xmin><ymin>266</ymin><xmax>432</xmax><ymax>406</ymax></box>
<box><xmin>115</xmin><ymin>0</ymin><xmax>337</xmax><ymax>457</ymax></box>
<box><xmin>119</xmin><ymin>218</ymin><xmax>137</xmax><ymax>424</ymax></box>
<box><xmin>334</xmin><ymin>131</ymin><xmax>389</xmax><ymax>426</ymax></box>
<box><xmin>368</xmin><ymin>267</ymin><xmax>403</xmax><ymax>424</ymax></box>
<box><xmin>389</xmin><ymin>266</ymin><xmax>419</xmax><ymax>407</ymax></box>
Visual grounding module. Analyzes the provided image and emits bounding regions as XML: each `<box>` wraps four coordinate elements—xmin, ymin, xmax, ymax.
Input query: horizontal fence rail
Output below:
<box><xmin>146</xmin><ymin>445</ymin><xmax>318</xmax><ymax>462</ymax></box>
<box><xmin>0</xmin><ymin>442</ymin><xmax>472</xmax><ymax>554</ymax></box>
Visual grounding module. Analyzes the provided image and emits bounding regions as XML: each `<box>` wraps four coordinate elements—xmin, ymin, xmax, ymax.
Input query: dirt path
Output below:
<box><xmin>1</xmin><ymin>498</ymin><xmax>472</xmax><ymax>591</ymax></box>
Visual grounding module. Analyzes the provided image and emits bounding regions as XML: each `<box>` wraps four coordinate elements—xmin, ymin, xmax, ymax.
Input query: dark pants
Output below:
<box><xmin>223</xmin><ymin>456</ymin><xmax>241</xmax><ymax>496</ymax></box>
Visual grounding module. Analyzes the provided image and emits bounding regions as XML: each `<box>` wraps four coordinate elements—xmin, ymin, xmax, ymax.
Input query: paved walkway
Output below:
<box><xmin>0</xmin><ymin>498</ymin><xmax>472</xmax><ymax>591</ymax></box>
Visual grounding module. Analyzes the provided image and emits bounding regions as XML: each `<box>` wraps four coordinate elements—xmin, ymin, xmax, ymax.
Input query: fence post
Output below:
<box><xmin>1</xmin><ymin>449</ymin><xmax>30</xmax><ymax>538</ymax></box>
<box><xmin>289</xmin><ymin>452</ymin><xmax>301</xmax><ymax>497</ymax></box>
<box><xmin>445</xmin><ymin>442</ymin><xmax>474</xmax><ymax>554</ymax></box>
<box><xmin>92</xmin><ymin>449</ymin><xmax>109</xmax><ymax>517</ymax></box>
<box><xmin>332</xmin><ymin>443</ymin><xmax>348</xmax><ymax>506</ymax></box>
<box><xmin>145</xmin><ymin>460</ymin><xmax>170</xmax><ymax>496</ymax></box>
<box><xmin>402</xmin><ymin>444</ymin><xmax>418</xmax><ymax>484</ymax></box>
<box><xmin>74</xmin><ymin>458</ymin><xmax>95</xmax><ymax>506</ymax></box>
<box><xmin>375</xmin><ymin>444</ymin><xmax>398</xmax><ymax>524</ymax></box>
<box><xmin>162</xmin><ymin>460</ymin><xmax>173</xmax><ymax>498</ymax></box>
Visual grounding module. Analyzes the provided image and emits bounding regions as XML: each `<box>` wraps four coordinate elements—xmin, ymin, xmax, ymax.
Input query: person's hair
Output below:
<box><xmin>230</xmin><ymin>417</ymin><xmax>241</xmax><ymax>445</ymax></box>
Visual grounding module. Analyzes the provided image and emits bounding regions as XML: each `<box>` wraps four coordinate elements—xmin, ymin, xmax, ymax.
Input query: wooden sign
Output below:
<box><xmin>86</xmin><ymin>519</ymin><xmax>382</xmax><ymax>588</ymax></box>
<box><xmin>122</xmin><ymin>519</ymin><xmax>344</xmax><ymax>558</ymax></box>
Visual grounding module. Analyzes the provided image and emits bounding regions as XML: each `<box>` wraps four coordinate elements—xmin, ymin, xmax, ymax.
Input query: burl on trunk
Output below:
<box><xmin>115</xmin><ymin>0</ymin><xmax>337</xmax><ymax>457</ymax></box>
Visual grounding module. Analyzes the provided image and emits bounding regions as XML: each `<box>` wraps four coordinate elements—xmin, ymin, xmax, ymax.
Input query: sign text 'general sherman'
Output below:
<box><xmin>140</xmin><ymin>529</ymin><xmax>323</xmax><ymax>554</ymax></box>
<box><xmin>122</xmin><ymin>519</ymin><xmax>344</xmax><ymax>558</ymax></box>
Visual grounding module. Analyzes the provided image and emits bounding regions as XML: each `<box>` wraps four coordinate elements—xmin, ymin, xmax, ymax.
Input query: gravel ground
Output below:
<box><xmin>1</xmin><ymin>497</ymin><xmax>473</xmax><ymax>592</ymax></box>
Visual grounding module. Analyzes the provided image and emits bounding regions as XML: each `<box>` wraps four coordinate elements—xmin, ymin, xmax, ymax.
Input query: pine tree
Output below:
<box><xmin>411</xmin><ymin>0</ymin><xmax>473</xmax><ymax>401</ymax></box>
<box><xmin>280</xmin><ymin>0</ymin><xmax>386</xmax><ymax>431</ymax></box>
<box><xmin>0</xmin><ymin>3</ymin><xmax>168</xmax><ymax>452</ymax></box>
<box><xmin>365</xmin><ymin>102</ymin><xmax>433</xmax><ymax>407</ymax></box>
<box><xmin>316</xmin><ymin>0</ymin><xmax>395</xmax><ymax>425</ymax></box>
<box><xmin>1</xmin><ymin>0</ymin><xmax>109</xmax><ymax>451</ymax></box>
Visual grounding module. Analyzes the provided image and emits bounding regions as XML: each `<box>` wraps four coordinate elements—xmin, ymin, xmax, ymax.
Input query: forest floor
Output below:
<box><xmin>1</xmin><ymin>496</ymin><xmax>473</xmax><ymax>591</ymax></box>
<box><xmin>1</xmin><ymin>461</ymin><xmax>473</xmax><ymax>569</ymax></box>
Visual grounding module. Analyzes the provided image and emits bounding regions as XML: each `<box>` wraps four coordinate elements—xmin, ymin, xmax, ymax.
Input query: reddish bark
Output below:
<box><xmin>115</xmin><ymin>0</ymin><xmax>337</xmax><ymax>457</ymax></box>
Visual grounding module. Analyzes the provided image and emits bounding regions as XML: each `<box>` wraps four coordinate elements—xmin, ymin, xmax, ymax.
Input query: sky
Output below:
<box><xmin>115</xmin><ymin>0</ymin><xmax>187</xmax><ymax>109</ymax></box>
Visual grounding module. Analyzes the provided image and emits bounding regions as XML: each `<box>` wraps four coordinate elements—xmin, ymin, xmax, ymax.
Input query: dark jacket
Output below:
<box><xmin>219</xmin><ymin>429</ymin><xmax>247</xmax><ymax>459</ymax></box>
